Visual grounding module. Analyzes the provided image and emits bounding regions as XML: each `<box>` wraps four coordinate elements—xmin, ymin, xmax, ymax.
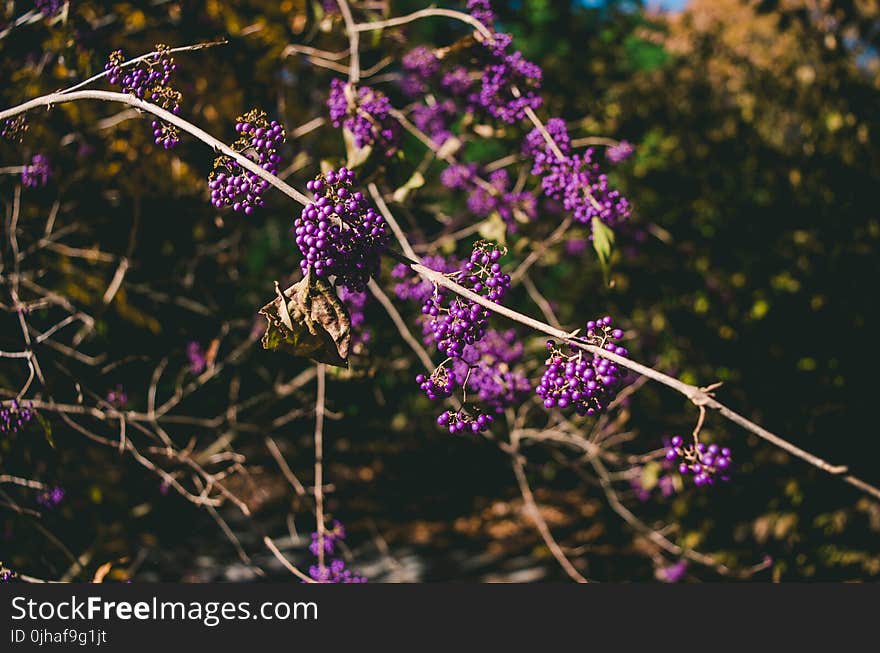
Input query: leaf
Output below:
<box><xmin>641</xmin><ymin>462</ymin><xmax>661</xmax><ymax>492</ymax></box>
<box><xmin>392</xmin><ymin>171</ymin><xmax>425</xmax><ymax>203</ymax></box>
<box><xmin>259</xmin><ymin>274</ymin><xmax>351</xmax><ymax>368</ymax></box>
<box><xmin>513</xmin><ymin>207</ymin><xmax>532</xmax><ymax>224</ymax></box>
<box><xmin>343</xmin><ymin>128</ymin><xmax>372</xmax><ymax>169</ymax></box>
<box><xmin>36</xmin><ymin>412</ymin><xmax>54</xmax><ymax>448</ymax></box>
<box><xmin>92</xmin><ymin>562</ymin><xmax>113</xmax><ymax>583</ymax></box>
<box><xmin>478</xmin><ymin>212</ymin><xmax>507</xmax><ymax>246</ymax></box>
<box><xmin>591</xmin><ymin>217</ymin><xmax>615</xmax><ymax>281</ymax></box>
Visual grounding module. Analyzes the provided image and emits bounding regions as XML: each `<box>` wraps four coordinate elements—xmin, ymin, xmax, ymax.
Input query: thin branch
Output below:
<box><xmin>353</xmin><ymin>7</ymin><xmax>494</xmax><ymax>40</ymax></box>
<box><xmin>335</xmin><ymin>0</ymin><xmax>361</xmax><ymax>84</ymax></box>
<box><xmin>313</xmin><ymin>364</ymin><xmax>327</xmax><ymax>569</ymax></box>
<box><xmin>0</xmin><ymin>90</ymin><xmax>311</xmax><ymax>206</ymax></box>
<box><xmin>510</xmin><ymin>454</ymin><xmax>589</xmax><ymax>583</ymax></box>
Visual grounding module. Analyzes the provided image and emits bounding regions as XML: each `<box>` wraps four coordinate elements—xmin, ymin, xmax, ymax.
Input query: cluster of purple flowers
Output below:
<box><xmin>21</xmin><ymin>153</ymin><xmax>49</xmax><ymax>188</ymax></box>
<box><xmin>306</xmin><ymin>520</ymin><xmax>366</xmax><ymax>583</ymax></box>
<box><xmin>186</xmin><ymin>341</ymin><xmax>207</xmax><ymax>374</ymax></box>
<box><xmin>338</xmin><ymin>287</ymin><xmax>372</xmax><ymax>353</ymax></box>
<box><xmin>35</xmin><ymin>0</ymin><xmax>63</xmax><ymax>18</ymax></box>
<box><xmin>444</xmin><ymin>165</ymin><xmax>536</xmax><ymax>231</ymax></box>
<box><xmin>105</xmin><ymin>46</ymin><xmax>182</xmax><ymax>149</ymax></box>
<box><xmin>327</xmin><ymin>79</ymin><xmax>400</xmax><ymax>156</ymax></box>
<box><xmin>536</xmin><ymin>316</ymin><xmax>628</xmax><ymax>417</ymax></box>
<box><xmin>209</xmin><ymin>110</ymin><xmax>285</xmax><ymax>214</ymax></box>
<box><xmin>295</xmin><ymin>167</ymin><xmax>389</xmax><ymax>292</ymax></box>
<box><xmin>36</xmin><ymin>486</ymin><xmax>65</xmax><ymax>508</ymax></box>
<box><xmin>524</xmin><ymin>119</ymin><xmax>631</xmax><ymax>231</ymax></box>
<box><xmin>665</xmin><ymin>436</ymin><xmax>732</xmax><ymax>486</ymax></box>
<box><xmin>0</xmin><ymin>399</ymin><xmax>35</xmax><ymax>434</ymax></box>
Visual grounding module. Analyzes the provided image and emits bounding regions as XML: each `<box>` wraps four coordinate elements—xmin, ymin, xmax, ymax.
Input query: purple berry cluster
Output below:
<box><xmin>0</xmin><ymin>399</ymin><xmax>35</xmax><ymax>434</ymax></box>
<box><xmin>394</xmin><ymin>2</ymin><xmax>540</xmax><ymax>130</ymax></box>
<box><xmin>187</xmin><ymin>341</ymin><xmax>207</xmax><ymax>374</ymax></box>
<box><xmin>607</xmin><ymin>139</ymin><xmax>635</xmax><ymax>164</ymax></box>
<box><xmin>295</xmin><ymin>167</ymin><xmax>389</xmax><ymax>291</ymax></box>
<box><xmin>35</xmin><ymin>0</ymin><xmax>63</xmax><ymax>18</ymax></box>
<box><xmin>306</xmin><ymin>520</ymin><xmax>366</xmax><ymax>583</ymax></box>
<box><xmin>665</xmin><ymin>436</ymin><xmax>732</xmax><ymax>486</ymax></box>
<box><xmin>416</xmin><ymin>366</ymin><xmax>456</xmax><ymax>401</ymax></box>
<box><xmin>392</xmin><ymin>255</ymin><xmax>462</xmax><ymax>305</ymax></box>
<box><xmin>401</xmin><ymin>46</ymin><xmax>441</xmax><ymax>97</ymax></box>
<box><xmin>437</xmin><ymin>409</ymin><xmax>494</xmax><ymax>434</ymax></box>
<box><xmin>21</xmin><ymin>153</ymin><xmax>49</xmax><ymax>188</ymax></box>
<box><xmin>466</xmin><ymin>0</ymin><xmax>496</xmax><ymax>27</ymax></box>
<box><xmin>422</xmin><ymin>241</ymin><xmax>510</xmax><ymax>359</ymax></box>
<box><xmin>105</xmin><ymin>47</ymin><xmax>176</xmax><ymax>100</ymax></box>
<box><xmin>471</xmin><ymin>32</ymin><xmax>543</xmax><ymax>124</ymax></box>
<box><xmin>524</xmin><ymin>119</ymin><xmax>631</xmax><ymax>231</ymax></box>
<box><xmin>327</xmin><ymin>79</ymin><xmax>400</xmax><ymax>155</ymax></box>
<box><xmin>308</xmin><ymin>559</ymin><xmax>366</xmax><ymax>583</ymax></box>
<box><xmin>453</xmin><ymin>329</ymin><xmax>531</xmax><ymax>413</ymax></box>
<box><xmin>440</xmin><ymin>163</ymin><xmax>477</xmax><ymax>190</ymax></box>
<box><xmin>411</xmin><ymin>100</ymin><xmax>457</xmax><ymax>146</ymax></box>
<box><xmin>466</xmin><ymin>168</ymin><xmax>537</xmax><ymax>231</ymax></box>
<box><xmin>441</xmin><ymin>66</ymin><xmax>474</xmax><ymax>96</ymax></box>
<box><xmin>405</xmin><ymin>244</ymin><xmax>524</xmax><ymax>435</ymax></box>
<box><xmin>443</xmin><ymin>163</ymin><xmax>537</xmax><ymax>231</ymax></box>
<box><xmin>36</xmin><ymin>486</ymin><xmax>65</xmax><ymax>508</ymax></box>
<box><xmin>105</xmin><ymin>46</ymin><xmax>182</xmax><ymax>149</ymax></box>
<box><xmin>536</xmin><ymin>316</ymin><xmax>628</xmax><ymax>416</ymax></box>
<box><xmin>309</xmin><ymin>520</ymin><xmax>346</xmax><ymax>556</ymax></box>
<box><xmin>208</xmin><ymin>110</ymin><xmax>285</xmax><ymax>214</ymax></box>
<box><xmin>417</xmin><ymin>330</ymin><xmax>529</xmax><ymax>434</ymax></box>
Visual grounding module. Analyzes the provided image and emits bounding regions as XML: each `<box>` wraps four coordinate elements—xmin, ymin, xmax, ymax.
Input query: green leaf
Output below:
<box><xmin>478</xmin><ymin>212</ymin><xmax>507</xmax><ymax>246</ymax></box>
<box><xmin>36</xmin><ymin>412</ymin><xmax>54</xmax><ymax>448</ymax></box>
<box><xmin>641</xmin><ymin>462</ymin><xmax>661</xmax><ymax>491</ymax></box>
<box><xmin>392</xmin><ymin>171</ymin><xmax>425</xmax><ymax>203</ymax></box>
<box><xmin>259</xmin><ymin>274</ymin><xmax>351</xmax><ymax>368</ymax></box>
<box><xmin>591</xmin><ymin>217</ymin><xmax>615</xmax><ymax>275</ymax></box>
<box><xmin>343</xmin><ymin>128</ymin><xmax>372</xmax><ymax>169</ymax></box>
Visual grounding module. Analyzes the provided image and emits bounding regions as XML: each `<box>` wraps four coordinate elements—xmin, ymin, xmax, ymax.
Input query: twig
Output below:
<box><xmin>313</xmin><ymin>364</ymin><xmax>327</xmax><ymax>569</ymax></box>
